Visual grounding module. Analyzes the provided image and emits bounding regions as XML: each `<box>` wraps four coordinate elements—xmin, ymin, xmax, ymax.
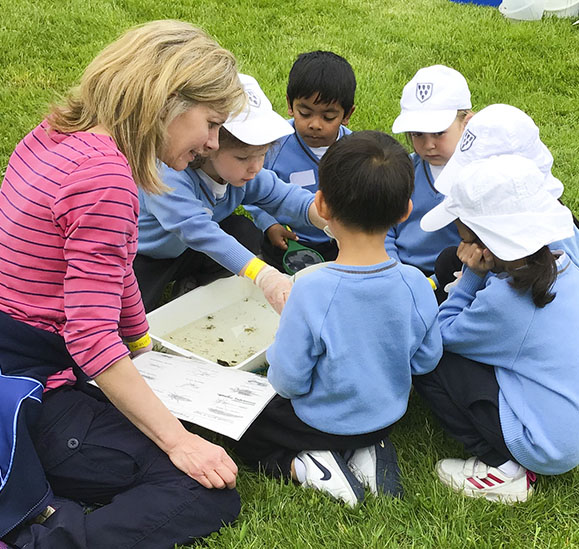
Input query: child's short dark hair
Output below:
<box><xmin>287</xmin><ymin>51</ymin><xmax>356</xmax><ymax>114</ymax></box>
<box><xmin>318</xmin><ymin>131</ymin><xmax>414</xmax><ymax>232</ymax></box>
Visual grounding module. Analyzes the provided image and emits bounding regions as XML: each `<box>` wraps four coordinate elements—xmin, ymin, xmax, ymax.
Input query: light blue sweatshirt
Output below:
<box><xmin>267</xmin><ymin>260</ymin><xmax>442</xmax><ymax>435</ymax></box>
<box><xmin>385</xmin><ymin>154</ymin><xmax>462</xmax><ymax>274</ymax></box>
<box><xmin>439</xmin><ymin>255</ymin><xmax>579</xmax><ymax>474</ymax></box>
<box><xmin>138</xmin><ymin>165</ymin><xmax>315</xmax><ymax>274</ymax></box>
<box><xmin>246</xmin><ymin>119</ymin><xmax>351</xmax><ymax>245</ymax></box>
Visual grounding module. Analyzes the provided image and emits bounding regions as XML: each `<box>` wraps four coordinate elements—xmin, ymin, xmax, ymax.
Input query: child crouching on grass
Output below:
<box><xmin>135</xmin><ymin>74</ymin><xmax>326</xmax><ymax>313</ymax></box>
<box><xmin>414</xmin><ymin>154</ymin><xmax>579</xmax><ymax>503</ymax></box>
<box><xmin>232</xmin><ymin>131</ymin><xmax>442</xmax><ymax>507</ymax></box>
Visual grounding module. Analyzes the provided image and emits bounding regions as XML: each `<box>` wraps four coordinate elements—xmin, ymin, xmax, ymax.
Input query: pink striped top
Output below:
<box><xmin>0</xmin><ymin>121</ymin><xmax>148</xmax><ymax>390</ymax></box>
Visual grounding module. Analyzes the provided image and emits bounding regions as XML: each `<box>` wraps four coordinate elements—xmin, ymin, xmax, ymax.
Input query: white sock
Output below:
<box><xmin>294</xmin><ymin>457</ymin><xmax>306</xmax><ymax>483</ymax></box>
<box><xmin>497</xmin><ymin>460</ymin><xmax>522</xmax><ymax>477</ymax></box>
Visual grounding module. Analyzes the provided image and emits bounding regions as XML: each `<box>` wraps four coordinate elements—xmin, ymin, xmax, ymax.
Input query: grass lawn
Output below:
<box><xmin>2</xmin><ymin>0</ymin><xmax>579</xmax><ymax>547</ymax></box>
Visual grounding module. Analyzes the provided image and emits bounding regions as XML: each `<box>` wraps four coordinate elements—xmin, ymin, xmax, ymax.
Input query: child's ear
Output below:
<box><xmin>462</xmin><ymin>110</ymin><xmax>475</xmax><ymax>128</ymax></box>
<box><xmin>341</xmin><ymin>105</ymin><xmax>356</xmax><ymax>126</ymax></box>
<box><xmin>286</xmin><ymin>95</ymin><xmax>294</xmax><ymax>117</ymax></box>
<box><xmin>314</xmin><ymin>190</ymin><xmax>330</xmax><ymax>221</ymax></box>
<box><xmin>397</xmin><ymin>199</ymin><xmax>413</xmax><ymax>224</ymax></box>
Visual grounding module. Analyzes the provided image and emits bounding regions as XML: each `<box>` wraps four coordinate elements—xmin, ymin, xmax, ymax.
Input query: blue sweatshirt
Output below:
<box><xmin>138</xmin><ymin>165</ymin><xmax>315</xmax><ymax>274</ymax></box>
<box><xmin>439</xmin><ymin>255</ymin><xmax>579</xmax><ymax>474</ymax></box>
<box><xmin>246</xmin><ymin>120</ymin><xmax>351</xmax><ymax>245</ymax></box>
<box><xmin>267</xmin><ymin>260</ymin><xmax>442</xmax><ymax>435</ymax></box>
<box><xmin>385</xmin><ymin>154</ymin><xmax>462</xmax><ymax>274</ymax></box>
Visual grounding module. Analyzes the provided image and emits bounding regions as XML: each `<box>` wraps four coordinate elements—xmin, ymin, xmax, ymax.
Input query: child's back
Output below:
<box><xmin>268</xmin><ymin>259</ymin><xmax>440</xmax><ymax>435</ymax></box>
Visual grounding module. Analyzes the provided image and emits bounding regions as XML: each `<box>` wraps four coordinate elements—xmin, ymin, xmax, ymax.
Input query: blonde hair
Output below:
<box><xmin>48</xmin><ymin>20</ymin><xmax>245</xmax><ymax>194</ymax></box>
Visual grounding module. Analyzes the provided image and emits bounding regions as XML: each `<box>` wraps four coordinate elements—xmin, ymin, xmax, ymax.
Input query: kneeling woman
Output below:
<box><xmin>0</xmin><ymin>20</ymin><xmax>244</xmax><ymax>548</ymax></box>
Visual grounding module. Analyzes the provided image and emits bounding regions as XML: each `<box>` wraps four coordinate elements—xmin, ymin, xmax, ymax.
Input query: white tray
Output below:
<box><xmin>147</xmin><ymin>276</ymin><xmax>280</xmax><ymax>372</ymax></box>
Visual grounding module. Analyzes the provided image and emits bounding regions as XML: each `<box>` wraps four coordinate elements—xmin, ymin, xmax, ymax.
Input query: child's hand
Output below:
<box><xmin>254</xmin><ymin>265</ymin><xmax>293</xmax><ymax>314</ymax></box>
<box><xmin>266</xmin><ymin>224</ymin><xmax>298</xmax><ymax>250</ymax></box>
<box><xmin>457</xmin><ymin>241</ymin><xmax>495</xmax><ymax>277</ymax></box>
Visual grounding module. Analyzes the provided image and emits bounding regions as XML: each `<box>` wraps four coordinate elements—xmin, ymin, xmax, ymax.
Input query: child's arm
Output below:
<box><xmin>438</xmin><ymin>267</ymin><xmax>527</xmax><ymax>367</ymax></box>
<box><xmin>408</xmin><ymin>275</ymin><xmax>443</xmax><ymax>375</ymax></box>
<box><xmin>266</xmin><ymin>280</ymin><xmax>320</xmax><ymax>397</ymax></box>
<box><xmin>243</xmin><ymin>170</ymin><xmax>323</xmax><ymax>232</ymax></box>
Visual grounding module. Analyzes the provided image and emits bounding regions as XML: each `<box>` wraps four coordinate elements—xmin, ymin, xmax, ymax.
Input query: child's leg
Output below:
<box><xmin>232</xmin><ymin>395</ymin><xmax>391</xmax><ymax>477</ymax></box>
<box><xmin>133</xmin><ymin>253</ymin><xmax>182</xmax><ymax>312</ymax></box>
<box><xmin>413</xmin><ymin>352</ymin><xmax>533</xmax><ymax>502</ymax></box>
<box><xmin>7</xmin><ymin>387</ymin><xmax>240</xmax><ymax>548</ymax></box>
<box><xmin>413</xmin><ymin>351</ymin><xmax>514</xmax><ymax>466</ymax></box>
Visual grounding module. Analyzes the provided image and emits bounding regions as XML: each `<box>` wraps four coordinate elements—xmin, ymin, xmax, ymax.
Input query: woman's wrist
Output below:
<box><xmin>125</xmin><ymin>332</ymin><xmax>152</xmax><ymax>353</ymax></box>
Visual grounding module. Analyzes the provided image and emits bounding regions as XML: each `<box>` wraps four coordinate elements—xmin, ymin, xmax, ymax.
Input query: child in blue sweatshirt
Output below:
<box><xmin>388</xmin><ymin>65</ymin><xmax>473</xmax><ymax>297</ymax></box>
<box><xmin>248</xmin><ymin>51</ymin><xmax>356</xmax><ymax>272</ymax></box>
<box><xmin>232</xmin><ymin>131</ymin><xmax>442</xmax><ymax>507</ymax></box>
<box><xmin>415</xmin><ymin>154</ymin><xmax>579</xmax><ymax>503</ymax></box>
<box><xmin>135</xmin><ymin>74</ymin><xmax>326</xmax><ymax>312</ymax></box>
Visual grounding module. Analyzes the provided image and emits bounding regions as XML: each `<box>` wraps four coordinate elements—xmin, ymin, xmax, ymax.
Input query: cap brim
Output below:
<box><xmin>463</xmin><ymin>206</ymin><xmax>574</xmax><ymax>261</ymax></box>
<box><xmin>392</xmin><ymin>109</ymin><xmax>458</xmax><ymax>134</ymax></box>
<box><xmin>420</xmin><ymin>199</ymin><xmax>458</xmax><ymax>232</ymax></box>
<box><xmin>434</xmin><ymin>153</ymin><xmax>464</xmax><ymax>196</ymax></box>
<box><xmin>224</xmin><ymin>112</ymin><xmax>294</xmax><ymax>146</ymax></box>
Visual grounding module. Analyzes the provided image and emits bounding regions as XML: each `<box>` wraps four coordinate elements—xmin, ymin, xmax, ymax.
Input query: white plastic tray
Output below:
<box><xmin>147</xmin><ymin>276</ymin><xmax>280</xmax><ymax>372</ymax></box>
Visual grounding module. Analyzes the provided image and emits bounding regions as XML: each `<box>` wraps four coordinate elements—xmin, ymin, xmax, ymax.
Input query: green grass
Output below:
<box><xmin>2</xmin><ymin>0</ymin><xmax>579</xmax><ymax>547</ymax></box>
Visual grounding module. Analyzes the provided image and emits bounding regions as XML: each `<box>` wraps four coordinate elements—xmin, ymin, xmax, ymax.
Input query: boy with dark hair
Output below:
<box><xmin>233</xmin><ymin>131</ymin><xmax>442</xmax><ymax>507</ymax></box>
<box><xmin>247</xmin><ymin>51</ymin><xmax>356</xmax><ymax>272</ymax></box>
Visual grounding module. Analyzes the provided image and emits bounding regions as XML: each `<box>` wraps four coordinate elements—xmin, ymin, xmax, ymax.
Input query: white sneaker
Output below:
<box><xmin>347</xmin><ymin>439</ymin><xmax>403</xmax><ymax>497</ymax></box>
<box><xmin>436</xmin><ymin>457</ymin><xmax>534</xmax><ymax>503</ymax></box>
<box><xmin>296</xmin><ymin>450</ymin><xmax>365</xmax><ymax>507</ymax></box>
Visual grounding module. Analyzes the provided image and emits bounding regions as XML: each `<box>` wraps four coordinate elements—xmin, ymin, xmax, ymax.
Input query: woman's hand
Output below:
<box><xmin>266</xmin><ymin>224</ymin><xmax>297</xmax><ymax>250</ymax></box>
<box><xmin>167</xmin><ymin>432</ymin><xmax>238</xmax><ymax>489</ymax></box>
<box><xmin>457</xmin><ymin>241</ymin><xmax>495</xmax><ymax>277</ymax></box>
<box><xmin>95</xmin><ymin>357</ymin><xmax>238</xmax><ymax>490</ymax></box>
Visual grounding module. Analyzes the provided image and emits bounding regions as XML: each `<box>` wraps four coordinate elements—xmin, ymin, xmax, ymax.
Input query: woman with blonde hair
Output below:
<box><xmin>0</xmin><ymin>20</ymin><xmax>244</xmax><ymax>548</ymax></box>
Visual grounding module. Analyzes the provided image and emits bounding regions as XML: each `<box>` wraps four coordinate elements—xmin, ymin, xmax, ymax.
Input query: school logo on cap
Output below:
<box><xmin>246</xmin><ymin>88</ymin><xmax>261</xmax><ymax>108</ymax></box>
<box><xmin>416</xmin><ymin>83</ymin><xmax>433</xmax><ymax>103</ymax></box>
<box><xmin>460</xmin><ymin>130</ymin><xmax>477</xmax><ymax>152</ymax></box>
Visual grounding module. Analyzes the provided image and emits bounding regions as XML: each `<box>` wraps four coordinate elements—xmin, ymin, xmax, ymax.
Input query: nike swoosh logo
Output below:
<box><xmin>307</xmin><ymin>453</ymin><xmax>332</xmax><ymax>481</ymax></box>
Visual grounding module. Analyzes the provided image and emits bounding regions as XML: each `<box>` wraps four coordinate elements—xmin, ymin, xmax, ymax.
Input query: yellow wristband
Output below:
<box><xmin>427</xmin><ymin>276</ymin><xmax>437</xmax><ymax>291</ymax></box>
<box><xmin>244</xmin><ymin>257</ymin><xmax>266</xmax><ymax>281</ymax></box>
<box><xmin>126</xmin><ymin>333</ymin><xmax>152</xmax><ymax>353</ymax></box>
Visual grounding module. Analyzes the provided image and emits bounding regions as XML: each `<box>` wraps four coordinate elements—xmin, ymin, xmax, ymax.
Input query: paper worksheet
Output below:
<box><xmin>133</xmin><ymin>351</ymin><xmax>276</xmax><ymax>440</ymax></box>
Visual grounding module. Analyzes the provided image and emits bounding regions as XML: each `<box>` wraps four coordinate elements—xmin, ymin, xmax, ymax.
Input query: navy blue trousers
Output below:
<box><xmin>0</xmin><ymin>312</ymin><xmax>240</xmax><ymax>548</ymax></box>
<box><xmin>6</xmin><ymin>387</ymin><xmax>240</xmax><ymax>549</ymax></box>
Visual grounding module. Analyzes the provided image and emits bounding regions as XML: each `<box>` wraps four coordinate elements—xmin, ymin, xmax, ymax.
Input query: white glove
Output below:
<box><xmin>255</xmin><ymin>265</ymin><xmax>293</xmax><ymax>314</ymax></box>
<box><xmin>444</xmin><ymin>271</ymin><xmax>463</xmax><ymax>294</ymax></box>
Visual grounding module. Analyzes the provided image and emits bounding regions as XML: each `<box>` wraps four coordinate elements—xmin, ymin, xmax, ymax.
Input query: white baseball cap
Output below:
<box><xmin>420</xmin><ymin>155</ymin><xmax>574</xmax><ymax>261</ymax></box>
<box><xmin>391</xmin><ymin>65</ymin><xmax>472</xmax><ymax>134</ymax></box>
<box><xmin>223</xmin><ymin>74</ymin><xmax>294</xmax><ymax>145</ymax></box>
<box><xmin>435</xmin><ymin>104</ymin><xmax>563</xmax><ymax>198</ymax></box>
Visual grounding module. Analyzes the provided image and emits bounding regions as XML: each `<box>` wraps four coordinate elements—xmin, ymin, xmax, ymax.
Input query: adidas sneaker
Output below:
<box><xmin>436</xmin><ymin>457</ymin><xmax>535</xmax><ymax>503</ymax></box>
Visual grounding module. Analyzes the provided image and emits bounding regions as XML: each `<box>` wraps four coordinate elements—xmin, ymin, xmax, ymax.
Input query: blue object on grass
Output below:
<box><xmin>450</xmin><ymin>0</ymin><xmax>501</xmax><ymax>6</ymax></box>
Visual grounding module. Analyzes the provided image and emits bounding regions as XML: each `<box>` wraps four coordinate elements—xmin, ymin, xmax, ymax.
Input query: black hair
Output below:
<box><xmin>287</xmin><ymin>51</ymin><xmax>356</xmax><ymax>114</ymax></box>
<box><xmin>318</xmin><ymin>131</ymin><xmax>414</xmax><ymax>232</ymax></box>
<box><xmin>507</xmin><ymin>246</ymin><xmax>558</xmax><ymax>308</ymax></box>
